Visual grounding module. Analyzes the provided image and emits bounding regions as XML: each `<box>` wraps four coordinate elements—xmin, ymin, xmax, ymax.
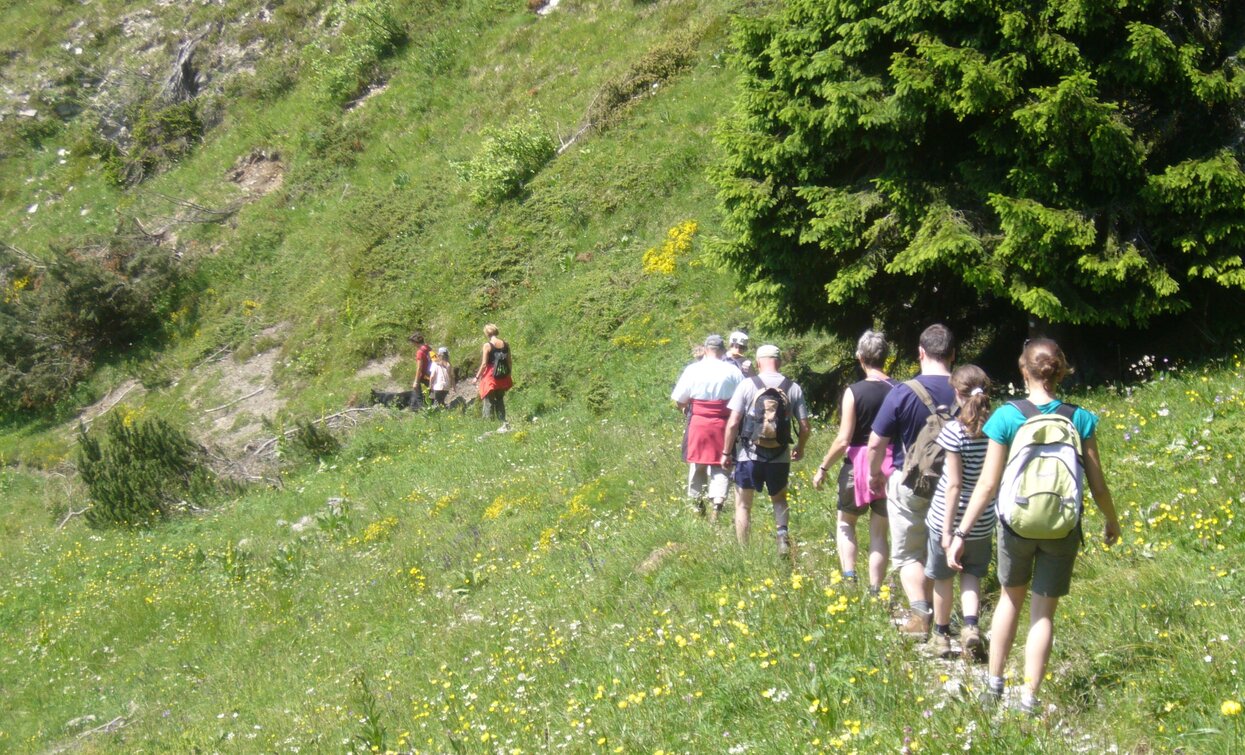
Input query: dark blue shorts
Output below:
<box><xmin>734</xmin><ymin>459</ymin><xmax>790</xmax><ymax>495</ymax></box>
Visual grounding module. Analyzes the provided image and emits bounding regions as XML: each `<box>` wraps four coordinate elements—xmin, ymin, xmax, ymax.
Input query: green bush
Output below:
<box><xmin>104</xmin><ymin>100</ymin><xmax>202</xmax><ymax>186</ymax></box>
<box><xmin>76</xmin><ymin>414</ymin><xmax>215</xmax><ymax>528</ymax></box>
<box><xmin>309</xmin><ymin>0</ymin><xmax>406</xmax><ymax>105</ymax></box>
<box><xmin>587</xmin><ymin>31</ymin><xmax>698</xmax><ymax>129</ymax></box>
<box><xmin>283</xmin><ymin>418</ymin><xmax>342</xmax><ymax>465</ymax></box>
<box><xmin>458</xmin><ymin>116</ymin><xmax>557</xmax><ymax>205</ymax></box>
<box><xmin>0</xmin><ymin>233</ymin><xmax>184</xmax><ymax>410</ymax></box>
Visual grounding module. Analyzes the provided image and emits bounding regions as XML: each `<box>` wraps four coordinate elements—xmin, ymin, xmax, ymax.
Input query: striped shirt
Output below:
<box><xmin>926</xmin><ymin>420</ymin><xmax>995</xmax><ymax>541</ymax></box>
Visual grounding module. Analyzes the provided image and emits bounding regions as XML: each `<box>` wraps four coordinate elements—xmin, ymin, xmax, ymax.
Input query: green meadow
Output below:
<box><xmin>1</xmin><ymin>0</ymin><xmax>1243</xmax><ymax>752</ymax></box>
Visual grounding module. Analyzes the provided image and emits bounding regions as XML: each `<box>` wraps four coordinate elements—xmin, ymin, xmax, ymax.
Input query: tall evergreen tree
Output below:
<box><xmin>713</xmin><ymin>0</ymin><xmax>1245</xmax><ymax>340</ymax></box>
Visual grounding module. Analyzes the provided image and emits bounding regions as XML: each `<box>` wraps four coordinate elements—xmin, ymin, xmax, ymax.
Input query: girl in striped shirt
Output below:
<box><xmin>925</xmin><ymin>364</ymin><xmax>994</xmax><ymax>661</ymax></box>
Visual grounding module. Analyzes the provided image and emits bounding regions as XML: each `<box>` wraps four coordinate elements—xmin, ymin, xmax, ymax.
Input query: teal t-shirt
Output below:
<box><xmin>983</xmin><ymin>399</ymin><xmax>1098</xmax><ymax>447</ymax></box>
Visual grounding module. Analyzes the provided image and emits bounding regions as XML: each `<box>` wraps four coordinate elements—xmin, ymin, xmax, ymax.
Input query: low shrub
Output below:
<box><xmin>103</xmin><ymin>100</ymin><xmax>203</xmax><ymax>186</ymax></box>
<box><xmin>76</xmin><ymin>414</ymin><xmax>216</xmax><ymax>528</ymax></box>
<box><xmin>309</xmin><ymin>0</ymin><xmax>406</xmax><ymax>105</ymax></box>
<box><xmin>458</xmin><ymin>116</ymin><xmax>557</xmax><ymax>205</ymax></box>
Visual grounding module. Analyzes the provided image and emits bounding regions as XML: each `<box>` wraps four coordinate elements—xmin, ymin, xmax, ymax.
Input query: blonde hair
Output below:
<box><xmin>951</xmin><ymin>364</ymin><xmax>991</xmax><ymax>438</ymax></box>
<box><xmin>484</xmin><ymin>323</ymin><xmax>500</xmax><ymax>338</ymax></box>
<box><xmin>1020</xmin><ymin>338</ymin><xmax>1071</xmax><ymax>391</ymax></box>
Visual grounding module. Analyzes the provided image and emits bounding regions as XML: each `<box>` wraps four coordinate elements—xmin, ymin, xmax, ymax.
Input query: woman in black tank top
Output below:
<box><xmin>812</xmin><ymin>330</ymin><xmax>895</xmax><ymax>592</ymax></box>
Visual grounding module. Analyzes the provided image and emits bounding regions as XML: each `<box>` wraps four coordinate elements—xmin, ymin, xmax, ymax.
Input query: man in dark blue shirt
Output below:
<box><xmin>867</xmin><ymin>324</ymin><xmax>957</xmax><ymax>640</ymax></box>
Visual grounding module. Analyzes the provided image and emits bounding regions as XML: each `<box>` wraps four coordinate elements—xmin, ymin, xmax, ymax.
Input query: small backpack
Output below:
<box><xmin>998</xmin><ymin>400</ymin><xmax>1084</xmax><ymax>539</ymax></box>
<box><xmin>491</xmin><ymin>342</ymin><xmax>511</xmax><ymax>378</ymax></box>
<box><xmin>899</xmin><ymin>380</ymin><xmax>957</xmax><ymax>499</ymax></box>
<box><xmin>741</xmin><ymin>376</ymin><xmax>793</xmax><ymax>450</ymax></box>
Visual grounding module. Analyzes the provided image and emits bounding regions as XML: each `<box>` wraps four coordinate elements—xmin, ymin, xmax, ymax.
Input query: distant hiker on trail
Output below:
<box><xmin>724</xmin><ymin>331</ymin><xmax>753</xmax><ymax>378</ymax></box>
<box><xmin>925</xmin><ymin>364</ymin><xmax>994</xmax><ymax>662</ymax></box>
<box><xmin>948</xmin><ymin>339</ymin><xmax>1120</xmax><ymax>714</ymax></box>
<box><xmin>473</xmin><ymin>323</ymin><xmax>513</xmax><ymax>432</ymax></box>
<box><xmin>409</xmin><ymin>332</ymin><xmax>432</xmax><ymax>410</ymax></box>
<box><xmin>721</xmin><ymin>344</ymin><xmax>810</xmax><ymax>557</ymax></box>
<box><xmin>671</xmin><ymin>334</ymin><xmax>744</xmax><ymax>521</ymax></box>
<box><xmin>430</xmin><ymin>346</ymin><xmax>454</xmax><ymax>407</ymax></box>
<box><xmin>867</xmin><ymin>323</ymin><xmax>957</xmax><ymax>641</ymax></box>
<box><xmin>812</xmin><ymin>330</ymin><xmax>895</xmax><ymax>594</ymax></box>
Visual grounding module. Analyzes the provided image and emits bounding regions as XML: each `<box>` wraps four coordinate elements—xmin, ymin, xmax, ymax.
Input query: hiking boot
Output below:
<box><xmin>709</xmin><ymin>505</ymin><xmax>722</xmax><ymax>524</ymax></box>
<box><xmin>776</xmin><ymin>534</ymin><xmax>791</xmax><ymax>558</ymax></box>
<box><xmin>977</xmin><ymin>685</ymin><xmax>1003</xmax><ymax>709</ymax></box>
<box><xmin>960</xmin><ymin>625</ymin><xmax>987</xmax><ymax>663</ymax></box>
<box><xmin>1016</xmin><ymin>693</ymin><xmax>1040</xmax><ymax>717</ymax></box>
<box><xmin>898</xmin><ymin>609</ymin><xmax>932</xmax><ymax>640</ymax></box>
<box><xmin>497</xmin><ymin>422</ymin><xmax>511</xmax><ymax>433</ymax></box>
<box><xmin>694</xmin><ymin>499</ymin><xmax>707</xmax><ymax>517</ymax></box>
<box><xmin>931</xmin><ymin>631</ymin><xmax>954</xmax><ymax>658</ymax></box>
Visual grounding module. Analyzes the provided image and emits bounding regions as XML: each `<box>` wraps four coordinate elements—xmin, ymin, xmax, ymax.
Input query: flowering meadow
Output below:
<box><xmin>1</xmin><ymin>353</ymin><xmax>1243</xmax><ymax>753</ymax></box>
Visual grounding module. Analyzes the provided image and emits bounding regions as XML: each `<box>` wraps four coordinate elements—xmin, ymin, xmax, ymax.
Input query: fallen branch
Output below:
<box><xmin>192</xmin><ymin>344</ymin><xmax>233</xmax><ymax>372</ymax></box>
<box><xmin>81</xmin><ymin>382</ymin><xmax>141</xmax><ymax>427</ymax></box>
<box><xmin>56</xmin><ymin>507</ymin><xmax>89</xmax><ymax>531</ymax></box>
<box><xmin>244</xmin><ymin>407</ymin><xmax>377</xmax><ymax>457</ymax></box>
<box><xmin>204</xmin><ymin>386</ymin><xmax>266</xmax><ymax>413</ymax></box>
<box><xmin>79</xmin><ymin>715</ymin><xmax>128</xmax><ymax>738</ymax></box>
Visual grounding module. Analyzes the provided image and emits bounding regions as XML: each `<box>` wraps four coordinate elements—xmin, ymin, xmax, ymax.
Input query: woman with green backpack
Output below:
<box><xmin>946</xmin><ymin>338</ymin><xmax>1121</xmax><ymax>714</ymax></box>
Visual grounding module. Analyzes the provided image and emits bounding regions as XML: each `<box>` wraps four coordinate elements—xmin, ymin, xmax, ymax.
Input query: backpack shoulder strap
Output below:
<box><xmin>1011</xmin><ymin>399</ymin><xmax>1040</xmax><ymax>419</ymax></box>
<box><xmin>751</xmin><ymin>375</ymin><xmax>765</xmax><ymax>390</ymax></box>
<box><xmin>1055</xmin><ymin>402</ymin><xmax>1078</xmax><ymax>421</ymax></box>
<box><xmin>904</xmin><ymin>379</ymin><xmax>937</xmax><ymax>413</ymax></box>
<box><xmin>778</xmin><ymin>377</ymin><xmax>793</xmax><ymax>395</ymax></box>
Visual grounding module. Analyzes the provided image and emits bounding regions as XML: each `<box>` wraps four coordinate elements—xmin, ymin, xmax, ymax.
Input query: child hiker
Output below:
<box><xmin>430</xmin><ymin>346</ymin><xmax>454</xmax><ymax>407</ymax></box>
<box><xmin>925</xmin><ymin>364</ymin><xmax>994</xmax><ymax>661</ymax></box>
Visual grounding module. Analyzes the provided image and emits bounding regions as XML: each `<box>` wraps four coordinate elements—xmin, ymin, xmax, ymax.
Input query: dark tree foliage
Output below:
<box><xmin>0</xmin><ymin>232</ymin><xmax>182</xmax><ymax>411</ymax></box>
<box><xmin>713</xmin><ymin>0</ymin><xmax>1245</xmax><ymax>342</ymax></box>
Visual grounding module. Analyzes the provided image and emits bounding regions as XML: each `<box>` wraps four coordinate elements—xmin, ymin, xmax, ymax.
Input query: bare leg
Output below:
<box><xmin>899</xmin><ymin>562</ymin><xmax>931</xmax><ymax>607</ymax></box>
<box><xmin>960</xmin><ymin>573</ymin><xmax>981</xmax><ymax>619</ymax></box>
<box><xmin>868</xmin><ymin>512</ymin><xmax>889</xmax><ymax>590</ymax></box>
<box><xmin>836</xmin><ymin>510</ymin><xmax>860</xmax><ymax>575</ymax></box>
<box><xmin>1024</xmin><ymin>594</ymin><xmax>1060</xmax><ymax>698</ymax></box>
<box><xmin>989</xmin><ymin>585</ymin><xmax>1028</xmax><ymax>681</ymax></box>
<box><xmin>735</xmin><ymin>487</ymin><xmax>753</xmax><ymax>544</ymax></box>
<box><xmin>771</xmin><ymin>490</ymin><xmax>789</xmax><ymax>533</ymax></box>
<box><xmin>932</xmin><ymin>578</ymin><xmax>954</xmax><ymax>627</ymax></box>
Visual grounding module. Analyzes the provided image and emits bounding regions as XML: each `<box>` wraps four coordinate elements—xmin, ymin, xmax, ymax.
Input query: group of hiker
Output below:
<box><xmin>671</xmin><ymin>325</ymin><xmax>1122</xmax><ymax>712</ymax></box>
<box><xmin>407</xmin><ymin>324</ymin><xmax>513</xmax><ymax>431</ymax></box>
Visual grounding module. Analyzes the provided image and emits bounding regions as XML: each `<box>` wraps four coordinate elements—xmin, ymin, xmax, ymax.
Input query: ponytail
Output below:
<box><xmin>951</xmin><ymin>364</ymin><xmax>991</xmax><ymax>439</ymax></box>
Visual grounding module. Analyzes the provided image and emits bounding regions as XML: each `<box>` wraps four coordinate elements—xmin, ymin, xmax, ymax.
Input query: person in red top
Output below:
<box><xmin>409</xmin><ymin>332</ymin><xmax>432</xmax><ymax>410</ymax></box>
<box><xmin>473</xmin><ymin>323</ymin><xmax>513</xmax><ymax>432</ymax></box>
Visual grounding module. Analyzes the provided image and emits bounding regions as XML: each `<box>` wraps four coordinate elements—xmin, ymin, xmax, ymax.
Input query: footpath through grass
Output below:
<box><xmin>2</xmin><ymin>355</ymin><xmax>1244</xmax><ymax>752</ymax></box>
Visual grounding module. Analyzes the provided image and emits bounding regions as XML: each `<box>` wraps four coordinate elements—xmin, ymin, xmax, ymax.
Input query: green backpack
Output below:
<box><xmin>997</xmin><ymin>401</ymin><xmax>1084</xmax><ymax>539</ymax></box>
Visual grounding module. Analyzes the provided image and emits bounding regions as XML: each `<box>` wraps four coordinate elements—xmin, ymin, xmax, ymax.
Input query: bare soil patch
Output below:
<box><xmin>227</xmin><ymin>149</ymin><xmax>285</xmax><ymax>196</ymax></box>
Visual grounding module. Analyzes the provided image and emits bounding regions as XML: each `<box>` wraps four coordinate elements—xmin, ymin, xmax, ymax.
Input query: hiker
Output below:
<box><xmin>867</xmin><ymin>323</ymin><xmax>957</xmax><ymax>639</ymax></box>
<box><xmin>429</xmin><ymin>346</ymin><xmax>454</xmax><ymax>407</ymax></box>
<box><xmin>811</xmin><ymin>330</ymin><xmax>894</xmax><ymax>593</ymax></box>
<box><xmin>721</xmin><ymin>344</ymin><xmax>811</xmax><ymax>556</ymax></box>
<box><xmin>408</xmin><ymin>332</ymin><xmax>432</xmax><ymax>410</ymax></box>
<box><xmin>671</xmin><ymin>334</ymin><xmax>745</xmax><ymax>521</ymax></box>
<box><xmin>947</xmin><ymin>338</ymin><xmax>1120</xmax><ymax>713</ymax></box>
<box><xmin>926</xmin><ymin>364</ymin><xmax>994</xmax><ymax>661</ymax></box>
<box><xmin>724</xmin><ymin>331</ymin><xmax>753</xmax><ymax>377</ymax></box>
<box><xmin>473</xmin><ymin>324</ymin><xmax>513</xmax><ymax>431</ymax></box>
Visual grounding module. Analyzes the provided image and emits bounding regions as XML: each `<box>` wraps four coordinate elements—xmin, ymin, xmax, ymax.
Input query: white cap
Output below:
<box><xmin>729</xmin><ymin>331</ymin><xmax>749</xmax><ymax>346</ymax></box>
<box><xmin>755</xmin><ymin>344</ymin><xmax>780</xmax><ymax>359</ymax></box>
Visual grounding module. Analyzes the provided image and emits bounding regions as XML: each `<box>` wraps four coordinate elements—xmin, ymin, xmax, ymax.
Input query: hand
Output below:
<box><xmin>790</xmin><ymin>447</ymin><xmax>804</xmax><ymax>462</ymax></box>
<box><xmin>945</xmin><ymin>536</ymin><xmax>964</xmax><ymax>571</ymax></box>
<box><xmin>811</xmin><ymin>467</ymin><xmax>826</xmax><ymax>490</ymax></box>
<box><xmin>866</xmin><ymin>473</ymin><xmax>886</xmax><ymax>498</ymax></box>
<box><xmin>1103</xmin><ymin>519</ymin><xmax>1121</xmax><ymax>546</ymax></box>
<box><xmin>471</xmin><ymin>376</ymin><xmax>479</xmax><ymax>384</ymax></box>
<box><xmin>940</xmin><ymin>532</ymin><xmax>953</xmax><ymax>551</ymax></box>
<box><xmin>721</xmin><ymin>452</ymin><xmax>735</xmax><ymax>469</ymax></box>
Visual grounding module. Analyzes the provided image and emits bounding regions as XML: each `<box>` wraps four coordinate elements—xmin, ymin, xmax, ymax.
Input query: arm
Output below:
<box><xmin>866</xmin><ymin>431</ymin><xmax>891</xmax><ymax>493</ymax></box>
<box><xmin>474</xmin><ymin>343</ymin><xmax>491</xmax><ymax>381</ymax></box>
<box><xmin>1082</xmin><ymin>437</ymin><xmax>1121</xmax><ymax>545</ymax></box>
<box><xmin>791</xmin><ymin>417</ymin><xmax>811</xmax><ymax>462</ymax></box>
<box><xmin>940</xmin><ymin>451</ymin><xmax>963</xmax><ymax>549</ymax></box>
<box><xmin>720</xmin><ymin>410</ymin><xmax>743</xmax><ymax>468</ymax></box>
<box><xmin>813</xmin><ymin>389</ymin><xmax>856</xmax><ymax>490</ymax></box>
<box><xmin>946</xmin><ymin>440</ymin><xmax>1007</xmax><ymax>570</ymax></box>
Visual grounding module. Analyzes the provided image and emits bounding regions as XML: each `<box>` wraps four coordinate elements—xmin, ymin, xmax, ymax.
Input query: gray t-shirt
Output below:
<box><xmin>727</xmin><ymin>372</ymin><xmax>809</xmax><ymax>463</ymax></box>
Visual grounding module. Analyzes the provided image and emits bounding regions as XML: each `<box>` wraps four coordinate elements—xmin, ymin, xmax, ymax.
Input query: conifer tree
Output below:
<box><xmin>713</xmin><ymin>0</ymin><xmax>1245</xmax><ymax>336</ymax></box>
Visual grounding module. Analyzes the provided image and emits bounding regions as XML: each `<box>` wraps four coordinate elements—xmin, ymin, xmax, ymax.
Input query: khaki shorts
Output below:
<box><xmin>997</xmin><ymin>523</ymin><xmax>1081</xmax><ymax>597</ymax></box>
<box><xmin>887</xmin><ymin>470</ymin><xmax>930</xmax><ymax>569</ymax></box>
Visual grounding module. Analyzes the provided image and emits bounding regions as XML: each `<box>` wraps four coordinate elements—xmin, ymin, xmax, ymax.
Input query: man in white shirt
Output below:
<box><xmin>671</xmin><ymin>335</ymin><xmax>744</xmax><ymax>520</ymax></box>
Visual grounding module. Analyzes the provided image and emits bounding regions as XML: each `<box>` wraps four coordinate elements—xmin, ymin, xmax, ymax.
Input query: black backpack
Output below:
<box><xmin>740</xmin><ymin>376</ymin><xmax>793</xmax><ymax>450</ymax></box>
<box><xmin>491</xmin><ymin>342</ymin><xmax>511</xmax><ymax>378</ymax></box>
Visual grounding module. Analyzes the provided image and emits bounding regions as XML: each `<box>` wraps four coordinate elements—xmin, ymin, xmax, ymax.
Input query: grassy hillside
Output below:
<box><xmin>2</xmin><ymin>0</ymin><xmax>1244</xmax><ymax>752</ymax></box>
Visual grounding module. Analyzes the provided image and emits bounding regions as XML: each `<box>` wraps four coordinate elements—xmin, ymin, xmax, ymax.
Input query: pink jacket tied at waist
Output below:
<box><xmin>683</xmin><ymin>399</ymin><xmax>731</xmax><ymax>465</ymax></box>
<box><xmin>846</xmin><ymin>444</ymin><xmax>893</xmax><ymax>508</ymax></box>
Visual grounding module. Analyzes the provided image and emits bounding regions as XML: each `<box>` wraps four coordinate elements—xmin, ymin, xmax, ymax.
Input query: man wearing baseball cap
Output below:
<box><xmin>721</xmin><ymin>343</ymin><xmax>811</xmax><ymax>556</ymax></box>
<box><xmin>671</xmin><ymin>335</ymin><xmax>745</xmax><ymax>520</ymax></box>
